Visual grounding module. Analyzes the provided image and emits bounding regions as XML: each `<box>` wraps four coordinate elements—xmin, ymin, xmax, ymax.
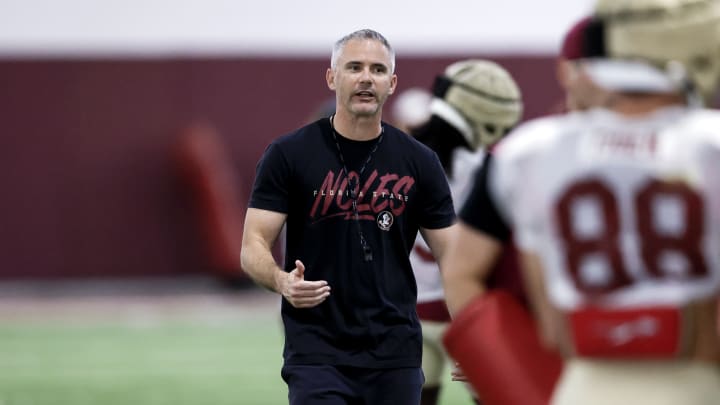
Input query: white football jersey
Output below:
<box><xmin>490</xmin><ymin>106</ymin><xmax>720</xmax><ymax>310</ymax></box>
<box><xmin>412</xmin><ymin>148</ymin><xmax>484</xmax><ymax>303</ymax></box>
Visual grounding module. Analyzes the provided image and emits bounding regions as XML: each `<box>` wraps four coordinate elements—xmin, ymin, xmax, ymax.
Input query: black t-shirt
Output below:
<box><xmin>459</xmin><ymin>155</ymin><xmax>530</xmax><ymax>304</ymax></box>
<box><xmin>459</xmin><ymin>154</ymin><xmax>511</xmax><ymax>242</ymax></box>
<box><xmin>249</xmin><ymin>118</ymin><xmax>455</xmax><ymax>368</ymax></box>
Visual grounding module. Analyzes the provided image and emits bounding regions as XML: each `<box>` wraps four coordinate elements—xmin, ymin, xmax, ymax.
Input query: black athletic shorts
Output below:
<box><xmin>281</xmin><ymin>364</ymin><xmax>424</xmax><ymax>405</ymax></box>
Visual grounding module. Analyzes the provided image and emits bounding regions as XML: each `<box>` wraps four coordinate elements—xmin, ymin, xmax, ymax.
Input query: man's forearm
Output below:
<box><xmin>240</xmin><ymin>243</ymin><xmax>285</xmax><ymax>294</ymax></box>
<box><xmin>441</xmin><ymin>224</ymin><xmax>503</xmax><ymax>317</ymax></box>
<box><xmin>444</xmin><ymin>275</ymin><xmax>485</xmax><ymax>317</ymax></box>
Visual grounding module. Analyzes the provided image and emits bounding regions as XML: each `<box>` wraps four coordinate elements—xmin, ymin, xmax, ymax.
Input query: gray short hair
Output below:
<box><xmin>330</xmin><ymin>29</ymin><xmax>395</xmax><ymax>73</ymax></box>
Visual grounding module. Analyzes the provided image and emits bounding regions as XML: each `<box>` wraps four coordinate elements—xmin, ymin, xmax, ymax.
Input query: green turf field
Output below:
<box><xmin>0</xmin><ymin>317</ymin><xmax>474</xmax><ymax>404</ymax></box>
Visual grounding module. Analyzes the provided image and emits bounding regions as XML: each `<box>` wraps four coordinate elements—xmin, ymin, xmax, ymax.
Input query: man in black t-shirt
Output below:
<box><xmin>240</xmin><ymin>29</ymin><xmax>456</xmax><ymax>405</ymax></box>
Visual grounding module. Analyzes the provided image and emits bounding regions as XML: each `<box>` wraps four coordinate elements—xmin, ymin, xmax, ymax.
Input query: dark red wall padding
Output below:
<box><xmin>174</xmin><ymin>123</ymin><xmax>248</xmax><ymax>281</ymax></box>
<box><xmin>0</xmin><ymin>55</ymin><xmax>561</xmax><ymax>279</ymax></box>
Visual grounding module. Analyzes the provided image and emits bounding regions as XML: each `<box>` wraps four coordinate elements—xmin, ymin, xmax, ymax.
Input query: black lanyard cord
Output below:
<box><xmin>329</xmin><ymin>115</ymin><xmax>384</xmax><ymax>262</ymax></box>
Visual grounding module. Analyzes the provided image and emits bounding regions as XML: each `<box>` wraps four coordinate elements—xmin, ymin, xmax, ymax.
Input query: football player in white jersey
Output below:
<box><xmin>442</xmin><ymin>1</ymin><xmax>720</xmax><ymax>405</ymax></box>
<box><xmin>408</xmin><ymin>59</ymin><xmax>523</xmax><ymax>405</ymax></box>
<box><xmin>439</xmin><ymin>16</ymin><xmax>608</xmax><ymax>405</ymax></box>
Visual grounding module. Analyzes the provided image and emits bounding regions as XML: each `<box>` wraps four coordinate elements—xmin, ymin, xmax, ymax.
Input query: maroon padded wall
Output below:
<box><xmin>0</xmin><ymin>55</ymin><xmax>561</xmax><ymax>279</ymax></box>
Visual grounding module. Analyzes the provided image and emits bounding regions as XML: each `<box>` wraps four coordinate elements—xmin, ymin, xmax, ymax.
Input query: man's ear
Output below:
<box><xmin>388</xmin><ymin>74</ymin><xmax>398</xmax><ymax>94</ymax></box>
<box><xmin>326</xmin><ymin>68</ymin><xmax>336</xmax><ymax>90</ymax></box>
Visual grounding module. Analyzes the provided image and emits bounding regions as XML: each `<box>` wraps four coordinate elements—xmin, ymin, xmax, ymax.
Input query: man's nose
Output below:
<box><xmin>359</xmin><ymin>67</ymin><xmax>372</xmax><ymax>82</ymax></box>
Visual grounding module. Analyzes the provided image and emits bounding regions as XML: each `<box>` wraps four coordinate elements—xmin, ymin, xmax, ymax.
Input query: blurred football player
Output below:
<box><xmin>438</xmin><ymin>16</ymin><xmax>605</xmax><ymax>405</ymax></box>
<box><xmin>556</xmin><ymin>16</ymin><xmax>613</xmax><ymax>112</ymax></box>
<box><xmin>442</xmin><ymin>1</ymin><xmax>720</xmax><ymax>405</ymax></box>
<box><xmin>408</xmin><ymin>59</ymin><xmax>523</xmax><ymax>405</ymax></box>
